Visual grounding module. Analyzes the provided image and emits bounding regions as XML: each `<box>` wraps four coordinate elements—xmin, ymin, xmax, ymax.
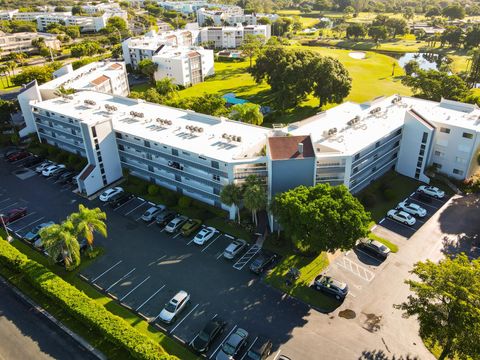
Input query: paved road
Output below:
<box><xmin>0</xmin><ymin>280</ymin><xmax>98</xmax><ymax>360</ymax></box>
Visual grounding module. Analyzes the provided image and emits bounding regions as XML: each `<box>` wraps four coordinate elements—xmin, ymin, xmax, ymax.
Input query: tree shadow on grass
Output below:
<box><xmin>358</xmin><ymin>350</ymin><xmax>419</xmax><ymax>360</ymax></box>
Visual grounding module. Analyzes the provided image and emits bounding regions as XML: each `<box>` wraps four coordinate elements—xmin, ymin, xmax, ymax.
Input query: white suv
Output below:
<box><xmin>396</xmin><ymin>201</ymin><xmax>427</xmax><ymax>217</ymax></box>
<box><xmin>99</xmin><ymin>187</ymin><xmax>124</xmax><ymax>202</ymax></box>
<box><xmin>42</xmin><ymin>164</ymin><xmax>65</xmax><ymax>177</ymax></box>
<box><xmin>417</xmin><ymin>185</ymin><xmax>445</xmax><ymax>199</ymax></box>
<box><xmin>387</xmin><ymin>209</ymin><xmax>416</xmax><ymax>226</ymax></box>
<box><xmin>158</xmin><ymin>290</ymin><xmax>190</xmax><ymax>323</ymax></box>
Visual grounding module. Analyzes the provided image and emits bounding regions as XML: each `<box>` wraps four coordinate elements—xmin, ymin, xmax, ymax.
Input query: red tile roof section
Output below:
<box><xmin>268</xmin><ymin>135</ymin><xmax>315</xmax><ymax>160</ymax></box>
<box><xmin>109</xmin><ymin>63</ymin><xmax>122</xmax><ymax>70</ymax></box>
<box><xmin>79</xmin><ymin>164</ymin><xmax>95</xmax><ymax>181</ymax></box>
<box><xmin>90</xmin><ymin>75</ymin><xmax>109</xmax><ymax>86</ymax></box>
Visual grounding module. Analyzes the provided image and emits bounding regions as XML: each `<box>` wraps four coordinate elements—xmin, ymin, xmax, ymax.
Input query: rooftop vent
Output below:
<box><xmin>84</xmin><ymin>99</ymin><xmax>96</xmax><ymax>106</ymax></box>
<box><xmin>156</xmin><ymin>118</ymin><xmax>172</xmax><ymax>126</ymax></box>
<box><xmin>298</xmin><ymin>142</ymin><xmax>303</xmax><ymax>154</ymax></box>
<box><xmin>130</xmin><ymin>111</ymin><xmax>144</xmax><ymax>118</ymax></box>
<box><xmin>105</xmin><ymin>104</ymin><xmax>117</xmax><ymax>112</ymax></box>
<box><xmin>370</xmin><ymin>107</ymin><xmax>381</xmax><ymax>115</ymax></box>
<box><xmin>391</xmin><ymin>95</ymin><xmax>402</xmax><ymax>104</ymax></box>
<box><xmin>347</xmin><ymin>115</ymin><xmax>361</xmax><ymax>126</ymax></box>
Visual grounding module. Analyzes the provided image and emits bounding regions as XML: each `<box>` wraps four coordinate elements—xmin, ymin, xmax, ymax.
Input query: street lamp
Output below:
<box><xmin>0</xmin><ymin>214</ymin><xmax>13</xmax><ymax>242</ymax></box>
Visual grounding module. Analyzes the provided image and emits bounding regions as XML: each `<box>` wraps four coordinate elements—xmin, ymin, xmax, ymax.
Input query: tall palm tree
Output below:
<box><xmin>4</xmin><ymin>61</ymin><xmax>16</xmax><ymax>87</ymax></box>
<box><xmin>0</xmin><ymin>64</ymin><xmax>8</xmax><ymax>88</ymax></box>
<box><xmin>39</xmin><ymin>221</ymin><xmax>80</xmax><ymax>270</ymax></box>
<box><xmin>242</xmin><ymin>175</ymin><xmax>267</xmax><ymax>225</ymax></box>
<box><xmin>68</xmin><ymin>204</ymin><xmax>107</xmax><ymax>250</ymax></box>
<box><xmin>220</xmin><ymin>183</ymin><xmax>243</xmax><ymax>223</ymax></box>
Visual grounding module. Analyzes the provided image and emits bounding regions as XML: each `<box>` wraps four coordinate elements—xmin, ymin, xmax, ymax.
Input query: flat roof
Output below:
<box><xmin>34</xmin><ymin>91</ymin><xmax>270</xmax><ymax>163</ymax></box>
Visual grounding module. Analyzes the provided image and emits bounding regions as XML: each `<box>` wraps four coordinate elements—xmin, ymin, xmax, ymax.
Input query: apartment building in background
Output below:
<box><xmin>0</xmin><ymin>31</ymin><xmax>61</xmax><ymax>56</ymax></box>
<box><xmin>17</xmin><ymin>62</ymin><xmax>480</xmax><ymax>218</ymax></box>
<box><xmin>199</xmin><ymin>24</ymin><xmax>271</xmax><ymax>48</ymax></box>
<box><xmin>157</xmin><ymin>1</ymin><xmax>209</xmax><ymax>14</ymax></box>
<box><xmin>196</xmin><ymin>6</ymin><xmax>278</xmax><ymax>26</ymax></box>
<box><xmin>18</xmin><ymin>61</ymin><xmax>129</xmax><ymax>137</ymax></box>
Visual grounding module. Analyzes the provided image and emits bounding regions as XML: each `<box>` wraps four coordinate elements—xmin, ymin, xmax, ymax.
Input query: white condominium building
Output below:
<box><xmin>196</xmin><ymin>7</ymin><xmax>278</xmax><ymax>26</ymax></box>
<box><xmin>199</xmin><ymin>25</ymin><xmax>271</xmax><ymax>48</ymax></box>
<box><xmin>18</xmin><ymin>61</ymin><xmax>129</xmax><ymax>137</ymax></box>
<box><xmin>0</xmin><ymin>31</ymin><xmax>61</xmax><ymax>56</ymax></box>
<box><xmin>157</xmin><ymin>1</ymin><xmax>209</xmax><ymax>14</ymax></box>
<box><xmin>152</xmin><ymin>46</ymin><xmax>214</xmax><ymax>86</ymax></box>
<box><xmin>122</xmin><ymin>30</ymin><xmax>200</xmax><ymax>69</ymax></box>
<box><xmin>17</xmin><ymin>63</ymin><xmax>480</xmax><ymax>218</ymax></box>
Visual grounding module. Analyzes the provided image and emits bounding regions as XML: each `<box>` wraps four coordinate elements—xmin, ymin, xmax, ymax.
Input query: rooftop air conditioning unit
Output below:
<box><xmin>198</xmin><ymin>127</ymin><xmax>204</xmax><ymax>133</ymax></box>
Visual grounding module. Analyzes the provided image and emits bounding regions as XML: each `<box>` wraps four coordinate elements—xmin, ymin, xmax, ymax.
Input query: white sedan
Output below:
<box><xmin>193</xmin><ymin>227</ymin><xmax>217</xmax><ymax>245</ymax></box>
<box><xmin>99</xmin><ymin>187</ymin><xmax>124</xmax><ymax>202</ymax></box>
<box><xmin>396</xmin><ymin>201</ymin><xmax>427</xmax><ymax>217</ymax></box>
<box><xmin>42</xmin><ymin>164</ymin><xmax>65</xmax><ymax>177</ymax></box>
<box><xmin>387</xmin><ymin>209</ymin><xmax>416</xmax><ymax>226</ymax></box>
<box><xmin>417</xmin><ymin>185</ymin><xmax>445</xmax><ymax>199</ymax></box>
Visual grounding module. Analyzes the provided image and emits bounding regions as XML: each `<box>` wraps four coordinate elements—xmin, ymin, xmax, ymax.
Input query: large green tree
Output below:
<box><xmin>11</xmin><ymin>62</ymin><xmax>61</xmax><ymax>86</ymax></box>
<box><xmin>312</xmin><ymin>57</ymin><xmax>352</xmax><ymax>107</ymax></box>
<box><xmin>442</xmin><ymin>4</ymin><xmax>466</xmax><ymax>20</ymax></box>
<box><xmin>271</xmin><ymin>183</ymin><xmax>371</xmax><ymax>253</ymax></box>
<box><xmin>395</xmin><ymin>255</ymin><xmax>480</xmax><ymax>360</ymax></box>
<box><xmin>39</xmin><ymin>221</ymin><xmax>80</xmax><ymax>270</ymax></box>
<box><xmin>240</xmin><ymin>34</ymin><xmax>264</xmax><ymax>68</ymax></box>
<box><xmin>230</xmin><ymin>103</ymin><xmax>264</xmax><ymax>126</ymax></box>
<box><xmin>138</xmin><ymin>59</ymin><xmax>158</xmax><ymax>85</ymax></box>
<box><xmin>68</xmin><ymin>204</ymin><xmax>107</xmax><ymax>251</ymax></box>
<box><xmin>346</xmin><ymin>23</ymin><xmax>366</xmax><ymax>40</ymax></box>
<box><xmin>155</xmin><ymin>78</ymin><xmax>178</xmax><ymax>98</ymax></box>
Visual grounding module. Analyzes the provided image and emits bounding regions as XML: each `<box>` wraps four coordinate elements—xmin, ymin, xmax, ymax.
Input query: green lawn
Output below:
<box><xmin>0</xmin><ymin>76</ymin><xmax>19</xmax><ymax>91</ymax></box>
<box><xmin>1</xmin><ymin>232</ymin><xmax>198</xmax><ymax>360</ymax></box>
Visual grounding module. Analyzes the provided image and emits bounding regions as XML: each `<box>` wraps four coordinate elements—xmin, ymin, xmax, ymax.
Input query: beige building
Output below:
<box><xmin>0</xmin><ymin>31</ymin><xmax>61</xmax><ymax>56</ymax></box>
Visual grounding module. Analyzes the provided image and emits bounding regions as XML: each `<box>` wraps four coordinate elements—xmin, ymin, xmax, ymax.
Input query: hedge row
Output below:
<box><xmin>0</xmin><ymin>238</ymin><xmax>177</xmax><ymax>360</ymax></box>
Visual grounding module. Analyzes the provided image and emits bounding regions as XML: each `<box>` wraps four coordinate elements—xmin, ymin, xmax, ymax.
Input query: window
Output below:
<box><xmin>434</xmin><ymin>150</ymin><xmax>445</xmax><ymax>158</ymax></box>
<box><xmin>211</xmin><ymin>161</ymin><xmax>219</xmax><ymax>169</ymax></box>
<box><xmin>463</xmin><ymin>132</ymin><xmax>473</xmax><ymax>139</ymax></box>
<box><xmin>453</xmin><ymin>168</ymin><xmax>464</xmax><ymax>176</ymax></box>
<box><xmin>421</xmin><ymin>132</ymin><xmax>428</xmax><ymax>144</ymax></box>
<box><xmin>213</xmin><ymin>174</ymin><xmax>220</xmax><ymax>181</ymax></box>
<box><xmin>182</xmin><ymin>151</ymin><xmax>190</xmax><ymax>156</ymax></box>
<box><xmin>115</xmin><ymin>132</ymin><xmax>122</xmax><ymax>139</ymax></box>
<box><xmin>354</xmin><ymin>153</ymin><xmax>360</xmax><ymax>161</ymax></box>
<box><xmin>417</xmin><ymin>160</ymin><xmax>423</xmax><ymax>167</ymax></box>
<box><xmin>419</xmin><ymin>149</ymin><xmax>425</xmax><ymax>156</ymax></box>
<box><xmin>432</xmin><ymin>162</ymin><xmax>442</xmax><ymax>169</ymax></box>
<box><xmin>144</xmin><ymin>140</ymin><xmax>150</xmax><ymax>148</ymax></box>
<box><xmin>172</xmin><ymin>149</ymin><xmax>178</xmax><ymax>156</ymax></box>
<box><xmin>420</xmin><ymin>144</ymin><xmax>426</xmax><ymax>150</ymax></box>
<box><xmin>95</xmin><ymin>144</ymin><xmax>100</xmax><ymax>151</ymax></box>
<box><xmin>375</xmin><ymin>141</ymin><xmax>380</xmax><ymax>148</ymax></box>
<box><xmin>440</xmin><ymin>127</ymin><xmax>450</xmax><ymax>134</ymax></box>
<box><xmin>353</xmin><ymin>167</ymin><xmax>358</xmax><ymax>174</ymax></box>
<box><xmin>455</xmin><ymin>157</ymin><xmax>467</xmax><ymax>164</ymax></box>
<box><xmin>91</xmin><ymin>126</ymin><xmax>97</xmax><ymax>138</ymax></box>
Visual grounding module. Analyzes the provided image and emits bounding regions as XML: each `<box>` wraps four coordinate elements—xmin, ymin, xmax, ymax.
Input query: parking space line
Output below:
<box><xmin>135</xmin><ymin>215</ymin><xmax>144</xmax><ymax>222</ymax></box>
<box><xmin>187</xmin><ymin>237</ymin><xmax>196</xmax><ymax>245</ymax></box>
<box><xmin>383</xmin><ymin>217</ymin><xmax>416</xmax><ymax>231</ymax></box>
<box><xmin>8</xmin><ymin>212</ymin><xmax>37</xmax><ymax>225</ymax></box>
<box><xmin>410</xmin><ymin>198</ymin><xmax>439</xmax><ymax>210</ymax></box>
<box><xmin>0</xmin><ymin>198</ymin><xmax>11</xmax><ymax>205</ymax></box>
<box><xmin>124</xmin><ymin>201</ymin><xmax>146</xmax><ymax>216</ymax></box>
<box><xmin>91</xmin><ymin>260</ymin><xmax>123</xmax><ymax>282</ymax></box>
<box><xmin>106</xmin><ymin>268</ymin><xmax>136</xmax><ymax>292</ymax></box>
<box><xmin>209</xmin><ymin>325</ymin><xmax>237</xmax><ymax>359</ymax></box>
<box><xmin>14</xmin><ymin>216</ymin><xmax>45</xmax><ymax>233</ymax></box>
<box><xmin>273</xmin><ymin>349</ymin><xmax>282</xmax><ymax>360</ymax></box>
<box><xmin>120</xmin><ymin>276</ymin><xmax>151</xmax><ymax>302</ymax></box>
<box><xmin>113</xmin><ymin>197</ymin><xmax>135</xmax><ymax>211</ymax></box>
<box><xmin>201</xmin><ymin>233</ymin><xmax>222</xmax><ymax>253</ymax></box>
<box><xmin>147</xmin><ymin>221</ymin><xmax>156</xmax><ymax>227</ymax></box>
<box><xmin>0</xmin><ymin>202</ymin><xmax>19</xmax><ymax>211</ymax></box>
<box><xmin>173</xmin><ymin>233</ymin><xmax>181</xmax><ymax>239</ymax></box>
<box><xmin>136</xmin><ymin>285</ymin><xmax>165</xmax><ymax>312</ymax></box>
<box><xmin>379</xmin><ymin>218</ymin><xmax>385</xmax><ymax>224</ymax></box>
<box><xmin>240</xmin><ymin>337</ymin><xmax>258</xmax><ymax>360</ymax></box>
<box><xmin>216</xmin><ymin>252</ymin><xmax>223</xmax><ymax>260</ymax></box>
<box><xmin>170</xmin><ymin>303</ymin><xmax>199</xmax><ymax>334</ymax></box>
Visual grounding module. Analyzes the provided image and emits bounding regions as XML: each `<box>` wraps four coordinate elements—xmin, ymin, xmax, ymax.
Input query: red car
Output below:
<box><xmin>0</xmin><ymin>208</ymin><xmax>28</xmax><ymax>224</ymax></box>
<box><xmin>7</xmin><ymin>151</ymin><xmax>30</xmax><ymax>162</ymax></box>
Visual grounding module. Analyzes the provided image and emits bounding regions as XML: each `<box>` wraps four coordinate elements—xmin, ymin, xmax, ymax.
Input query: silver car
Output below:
<box><xmin>164</xmin><ymin>215</ymin><xmax>188</xmax><ymax>233</ymax></box>
<box><xmin>141</xmin><ymin>205</ymin><xmax>165</xmax><ymax>222</ymax></box>
<box><xmin>223</xmin><ymin>239</ymin><xmax>247</xmax><ymax>260</ymax></box>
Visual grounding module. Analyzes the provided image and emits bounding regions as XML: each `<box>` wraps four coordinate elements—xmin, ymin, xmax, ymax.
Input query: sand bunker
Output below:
<box><xmin>349</xmin><ymin>51</ymin><xmax>366</xmax><ymax>59</ymax></box>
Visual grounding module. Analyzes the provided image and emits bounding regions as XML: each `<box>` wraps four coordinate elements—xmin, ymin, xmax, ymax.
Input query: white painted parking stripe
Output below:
<box><xmin>170</xmin><ymin>303</ymin><xmax>199</xmax><ymax>334</ymax></box>
<box><xmin>370</xmin><ymin>225</ymin><xmax>377</xmax><ymax>231</ymax></box>
<box><xmin>14</xmin><ymin>216</ymin><xmax>45</xmax><ymax>233</ymax></box>
<box><xmin>379</xmin><ymin>218</ymin><xmax>385</xmax><ymax>224</ymax></box>
<box><xmin>147</xmin><ymin>221</ymin><xmax>157</xmax><ymax>227</ymax></box>
<box><xmin>240</xmin><ymin>337</ymin><xmax>258</xmax><ymax>360</ymax></box>
<box><xmin>120</xmin><ymin>276</ymin><xmax>151</xmax><ymax>301</ymax></box>
<box><xmin>209</xmin><ymin>325</ymin><xmax>237</xmax><ymax>360</ymax></box>
<box><xmin>0</xmin><ymin>202</ymin><xmax>19</xmax><ymax>211</ymax></box>
<box><xmin>173</xmin><ymin>233</ymin><xmax>181</xmax><ymax>239</ymax></box>
<box><xmin>106</xmin><ymin>268</ymin><xmax>136</xmax><ymax>292</ymax></box>
<box><xmin>92</xmin><ymin>260</ymin><xmax>123</xmax><ymax>282</ymax></box>
<box><xmin>0</xmin><ymin>198</ymin><xmax>11</xmax><ymax>205</ymax></box>
<box><xmin>187</xmin><ymin>237</ymin><xmax>196</xmax><ymax>245</ymax></box>
<box><xmin>273</xmin><ymin>349</ymin><xmax>282</xmax><ymax>360</ymax></box>
<box><xmin>113</xmin><ymin>197</ymin><xmax>135</xmax><ymax>211</ymax></box>
<box><xmin>410</xmin><ymin>192</ymin><xmax>415</xmax><ymax>197</ymax></box>
<box><xmin>216</xmin><ymin>252</ymin><xmax>223</xmax><ymax>260</ymax></box>
<box><xmin>136</xmin><ymin>285</ymin><xmax>165</xmax><ymax>312</ymax></box>
<box><xmin>410</xmin><ymin>198</ymin><xmax>439</xmax><ymax>210</ymax></box>
<box><xmin>201</xmin><ymin>233</ymin><xmax>222</xmax><ymax>253</ymax></box>
<box><xmin>125</xmin><ymin>201</ymin><xmax>146</xmax><ymax>216</ymax></box>
<box><xmin>224</xmin><ymin>234</ymin><xmax>234</xmax><ymax>240</ymax></box>
<box><xmin>8</xmin><ymin>212</ymin><xmax>37</xmax><ymax>225</ymax></box>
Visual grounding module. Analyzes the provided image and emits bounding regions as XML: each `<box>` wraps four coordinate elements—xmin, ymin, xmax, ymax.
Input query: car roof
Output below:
<box><xmin>172</xmin><ymin>290</ymin><xmax>188</xmax><ymax>302</ymax></box>
<box><xmin>204</xmin><ymin>317</ymin><xmax>223</xmax><ymax>332</ymax></box>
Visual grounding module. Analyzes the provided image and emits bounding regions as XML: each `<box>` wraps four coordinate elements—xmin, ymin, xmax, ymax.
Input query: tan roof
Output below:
<box><xmin>90</xmin><ymin>75</ymin><xmax>109</xmax><ymax>86</ymax></box>
<box><xmin>187</xmin><ymin>51</ymin><xmax>200</xmax><ymax>58</ymax></box>
<box><xmin>79</xmin><ymin>164</ymin><xmax>95</xmax><ymax>181</ymax></box>
<box><xmin>268</xmin><ymin>135</ymin><xmax>315</xmax><ymax>160</ymax></box>
<box><xmin>109</xmin><ymin>63</ymin><xmax>122</xmax><ymax>70</ymax></box>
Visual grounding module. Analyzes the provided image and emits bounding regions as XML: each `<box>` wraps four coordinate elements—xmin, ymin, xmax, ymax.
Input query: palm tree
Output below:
<box><xmin>39</xmin><ymin>221</ymin><xmax>80</xmax><ymax>270</ymax></box>
<box><xmin>242</xmin><ymin>175</ymin><xmax>267</xmax><ymax>225</ymax></box>
<box><xmin>4</xmin><ymin>61</ymin><xmax>16</xmax><ymax>87</ymax></box>
<box><xmin>0</xmin><ymin>64</ymin><xmax>8</xmax><ymax>88</ymax></box>
<box><xmin>220</xmin><ymin>183</ymin><xmax>243</xmax><ymax>223</ymax></box>
<box><xmin>69</xmin><ymin>204</ymin><xmax>107</xmax><ymax>250</ymax></box>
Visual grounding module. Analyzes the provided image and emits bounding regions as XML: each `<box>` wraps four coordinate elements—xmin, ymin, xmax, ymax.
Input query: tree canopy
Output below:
<box><xmin>271</xmin><ymin>183</ymin><xmax>371</xmax><ymax>253</ymax></box>
<box><xmin>396</xmin><ymin>255</ymin><xmax>480</xmax><ymax>360</ymax></box>
<box><xmin>12</xmin><ymin>62</ymin><xmax>62</xmax><ymax>86</ymax></box>
<box><xmin>231</xmin><ymin>103</ymin><xmax>264</xmax><ymax>126</ymax></box>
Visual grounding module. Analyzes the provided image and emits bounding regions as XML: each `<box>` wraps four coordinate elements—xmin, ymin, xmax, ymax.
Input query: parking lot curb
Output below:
<box><xmin>0</xmin><ymin>275</ymin><xmax>107</xmax><ymax>360</ymax></box>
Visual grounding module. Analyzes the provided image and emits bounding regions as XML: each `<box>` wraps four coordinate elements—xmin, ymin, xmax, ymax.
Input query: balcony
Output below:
<box><xmin>352</xmin><ymin>132</ymin><xmax>402</xmax><ymax>167</ymax></box>
<box><xmin>36</xmin><ymin>122</ymin><xmax>83</xmax><ymax>142</ymax></box>
<box><xmin>35</xmin><ymin>113</ymin><xmax>80</xmax><ymax>131</ymax></box>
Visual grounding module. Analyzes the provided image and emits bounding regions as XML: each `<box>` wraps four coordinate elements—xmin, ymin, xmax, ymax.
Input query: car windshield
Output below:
<box><xmin>164</xmin><ymin>302</ymin><xmax>177</xmax><ymax>313</ymax></box>
<box><xmin>197</xmin><ymin>330</ymin><xmax>210</xmax><ymax>342</ymax></box>
<box><xmin>222</xmin><ymin>342</ymin><xmax>236</xmax><ymax>355</ymax></box>
<box><xmin>379</xmin><ymin>244</ymin><xmax>388</xmax><ymax>251</ymax></box>
<box><xmin>197</xmin><ymin>234</ymin><xmax>204</xmax><ymax>239</ymax></box>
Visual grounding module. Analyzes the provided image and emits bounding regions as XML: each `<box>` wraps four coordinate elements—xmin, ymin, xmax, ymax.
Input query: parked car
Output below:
<box><xmin>191</xmin><ymin>317</ymin><xmax>226</xmax><ymax>353</ymax></box>
<box><xmin>22</xmin><ymin>156</ymin><xmax>44</xmax><ymax>168</ymax></box>
<box><xmin>7</xmin><ymin>151</ymin><xmax>30</xmax><ymax>162</ymax></box>
<box><xmin>35</xmin><ymin>161</ymin><xmax>54</xmax><ymax>173</ymax></box>
<box><xmin>180</xmin><ymin>219</ymin><xmax>202</xmax><ymax>236</ymax></box>
<box><xmin>0</xmin><ymin>208</ymin><xmax>27</xmax><ymax>224</ymax></box>
<box><xmin>51</xmin><ymin>167</ymin><xmax>68</xmax><ymax>179</ymax></box>
<box><xmin>23</xmin><ymin>221</ymin><xmax>55</xmax><ymax>243</ymax></box>
<box><xmin>158</xmin><ymin>290</ymin><xmax>190</xmax><ymax>324</ymax></box>
<box><xmin>245</xmin><ymin>336</ymin><xmax>273</xmax><ymax>360</ymax></box>
<box><xmin>109</xmin><ymin>192</ymin><xmax>134</xmax><ymax>208</ymax></box>
<box><xmin>165</xmin><ymin>215</ymin><xmax>188</xmax><ymax>233</ymax></box>
<box><xmin>215</xmin><ymin>327</ymin><xmax>248</xmax><ymax>360</ymax></box>
<box><xmin>99</xmin><ymin>187</ymin><xmax>123</xmax><ymax>202</ymax></box>
<box><xmin>387</xmin><ymin>209</ymin><xmax>416</xmax><ymax>226</ymax></box>
<box><xmin>156</xmin><ymin>210</ymin><xmax>176</xmax><ymax>227</ymax></box>
<box><xmin>396</xmin><ymin>201</ymin><xmax>426</xmax><ymax>218</ymax></box>
<box><xmin>314</xmin><ymin>275</ymin><xmax>349</xmax><ymax>300</ymax></box>
<box><xmin>42</xmin><ymin>164</ymin><xmax>65</xmax><ymax>177</ymax></box>
<box><xmin>141</xmin><ymin>205</ymin><xmax>166</xmax><ymax>222</ymax></box>
<box><xmin>417</xmin><ymin>185</ymin><xmax>445</xmax><ymax>199</ymax></box>
<box><xmin>58</xmin><ymin>171</ymin><xmax>75</xmax><ymax>184</ymax></box>
<box><xmin>249</xmin><ymin>250</ymin><xmax>277</xmax><ymax>274</ymax></box>
<box><xmin>223</xmin><ymin>239</ymin><xmax>247</xmax><ymax>260</ymax></box>
<box><xmin>278</xmin><ymin>356</ymin><xmax>292</xmax><ymax>360</ymax></box>
<box><xmin>356</xmin><ymin>238</ymin><xmax>390</xmax><ymax>260</ymax></box>
<box><xmin>3</xmin><ymin>147</ymin><xmax>20</xmax><ymax>159</ymax></box>
<box><xmin>193</xmin><ymin>227</ymin><xmax>216</xmax><ymax>245</ymax></box>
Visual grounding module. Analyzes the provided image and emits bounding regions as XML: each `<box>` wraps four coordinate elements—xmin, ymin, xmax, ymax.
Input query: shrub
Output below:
<box><xmin>383</xmin><ymin>188</ymin><xmax>396</xmax><ymax>201</ymax></box>
<box><xmin>56</xmin><ymin>152</ymin><xmax>69</xmax><ymax>164</ymax></box>
<box><xmin>361</xmin><ymin>192</ymin><xmax>376</xmax><ymax>208</ymax></box>
<box><xmin>47</xmin><ymin>146</ymin><xmax>59</xmax><ymax>157</ymax></box>
<box><xmin>177</xmin><ymin>196</ymin><xmax>191</xmax><ymax>208</ymax></box>
<box><xmin>160</xmin><ymin>188</ymin><xmax>178</xmax><ymax>207</ymax></box>
<box><xmin>148</xmin><ymin>184</ymin><xmax>159</xmax><ymax>196</ymax></box>
<box><xmin>0</xmin><ymin>238</ymin><xmax>177</xmax><ymax>360</ymax></box>
<box><xmin>67</xmin><ymin>154</ymin><xmax>78</xmax><ymax>168</ymax></box>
